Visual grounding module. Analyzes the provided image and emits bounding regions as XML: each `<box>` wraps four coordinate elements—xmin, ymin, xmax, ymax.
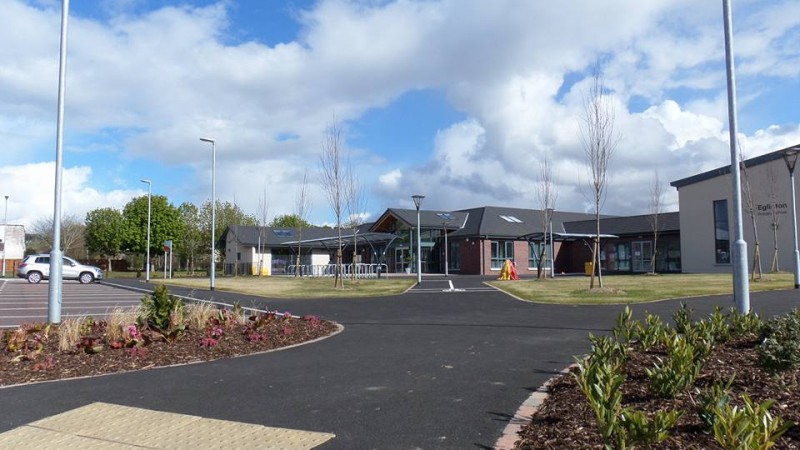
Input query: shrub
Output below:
<box><xmin>647</xmin><ymin>334</ymin><xmax>703</xmax><ymax>398</ymax></box>
<box><xmin>713</xmin><ymin>394</ymin><xmax>792</xmax><ymax>450</ymax></box>
<box><xmin>728</xmin><ymin>307</ymin><xmax>762</xmax><ymax>338</ymax></box>
<box><xmin>708</xmin><ymin>306</ymin><xmax>731</xmax><ymax>344</ymax></box>
<box><xmin>636</xmin><ymin>312</ymin><xmax>666</xmax><ymax>351</ymax></box>
<box><xmin>757</xmin><ymin>309</ymin><xmax>800</xmax><ymax>372</ymax></box>
<box><xmin>612</xmin><ymin>306</ymin><xmax>637</xmax><ymax>346</ymax></box>
<box><xmin>4</xmin><ymin>323</ymin><xmax>51</xmax><ymax>361</ymax></box>
<box><xmin>573</xmin><ymin>355</ymin><xmax>626</xmax><ymax>447</ymax></box>
<box><xmin>683</xmin><ymin>319</ymin><xmax>715</xmax><ymax>362</ymax></box>
<box><xmin>588</xmin><ymin>333</ymin><xmax>628</xmax><ymax>365</ymax></box>
<box><xmin>673</xmin><ymin>303</ymin><xmax>694</xmax><ymax>335</ymax></box>
<box><xmin>697</xmin><ymin>376</ymin><xmax>734</xmax><ymax>430</ymax></box>
<box><xmin>138</xmin><ymin>285</ymin><xmax>186</xmax><ymax>341</ymax></box>
<box><xmin>620</xmin><ymin>408</ymin><xmax>683</xmax><ymax>447</ymax></box>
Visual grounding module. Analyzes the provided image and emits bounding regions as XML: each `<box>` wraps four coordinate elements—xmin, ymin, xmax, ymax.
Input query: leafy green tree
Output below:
<box><xmin>177</xmin><ymin>202</ymin><xmax>203</xmax><ymax>274</ymax></box>
<box><xmin>199</xmin><ymin>199</ymin><xmax>257</xmax><ymax>261</ymax></box>
<box><xmin>84</xmin><ymin>208</ymin><xmax>123</xmax><ymax>271</ymax></box>
<box><xmin>122</xmin><ymin>195</ymin><xmax>184</xmax><ymax>269</ymax></box>
<box><xmin>269</xmin><ymin>213</ymin><xmax>312</xmax><ymax>229</ymax></box>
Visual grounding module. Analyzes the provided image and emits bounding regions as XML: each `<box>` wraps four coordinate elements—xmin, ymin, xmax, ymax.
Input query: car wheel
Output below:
<box><xmin>79</xmin><ymin>272</ymin><xmax>95</xmax><ymax>284</ymax></box>
<box><xmin>27</xmin><ymin>272</ymin><xmax>42</xmax><ymax>284</ymax></box>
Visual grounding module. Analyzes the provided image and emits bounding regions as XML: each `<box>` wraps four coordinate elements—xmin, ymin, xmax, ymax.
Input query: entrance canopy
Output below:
<box><xmin>283</xmin><ymin>232</ymin><xmax>399</xmax><ymax>256</ymax></box>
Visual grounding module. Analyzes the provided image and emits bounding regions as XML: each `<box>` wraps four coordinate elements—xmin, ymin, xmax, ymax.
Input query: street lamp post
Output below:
<box><xmin>412</xmin><ymin>195</ymin><xmax>424</xmax><ymax>284</ymax></box>
<box><xmin>200</xmin><ymin>137</ymin><xmax>216</xmax><ymax>291</ymax></box>
<box><xmin>442</xmin><ymin>221</ymin><xmax>449</xmax><ymax>278</ymax></box>
<box><xmin>2</xmin><ymin>195</ymin><xmax>8</xmax><ymax>278</ymax></box>
<box><xmin>782</xmin><ymin>147</ymin><xmax>800</xmax><ymax>289</ymax></box>
<box><xmin>140</xmin><ymin>180</ymin><xmax>151</xmax><ymax>282</ymax></box>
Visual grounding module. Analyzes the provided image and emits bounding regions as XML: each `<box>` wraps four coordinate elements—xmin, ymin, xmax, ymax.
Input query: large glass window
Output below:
<box><xmin>714</xmin><ymin>200</ymin><xmax>730</xmax><ymax>264</ymax></box>
<box><xmin>448</xmin><ymin>241</ymin><xmax>460</xmax><ymax>271</ymax></box>
<box><xmin>528</xmin><ymin>241</ymin><xmax>543</xmax><ymax>268</ymax></box>
<box><xmin>616</xmin><ymin>243</ymin><xmax>631</xmax><ymax>271</ymax></box>
<box><xmin>491</xmin><ymin>241</ymin><xmax>514</xmax><ymax>269</ymax></box>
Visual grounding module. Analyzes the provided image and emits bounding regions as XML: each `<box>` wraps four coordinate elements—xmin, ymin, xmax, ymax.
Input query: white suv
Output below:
<box><xmin>17</xmin><ymin>254</ymin><xmax>104</xmax><ymax>284</ymax></box>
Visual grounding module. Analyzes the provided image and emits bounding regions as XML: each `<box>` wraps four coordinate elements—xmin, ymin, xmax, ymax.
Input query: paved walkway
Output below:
<box><xmin>0</xmin><ymin>276</ymin><xmax>797</xmax><ymax>448</ymax></box>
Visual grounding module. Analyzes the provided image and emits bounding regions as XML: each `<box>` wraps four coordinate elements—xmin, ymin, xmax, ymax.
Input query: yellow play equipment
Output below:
<box><xmin>497</xmin><ymin>259</ymin><xmax>519</xmax><ymax>280</ymax></box>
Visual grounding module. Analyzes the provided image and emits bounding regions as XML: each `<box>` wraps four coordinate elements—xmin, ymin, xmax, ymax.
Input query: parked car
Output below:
<box><xmin>17</xmin><ymin>254</ymin><xmax>104</xmax><ymax>284</ymax></box>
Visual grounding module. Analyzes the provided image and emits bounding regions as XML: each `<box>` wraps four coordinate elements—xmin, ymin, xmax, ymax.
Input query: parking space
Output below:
<box><xmin>0</xmin><ymin>279</ymin><xmax>145</xmax><ymax>328</ymax></box>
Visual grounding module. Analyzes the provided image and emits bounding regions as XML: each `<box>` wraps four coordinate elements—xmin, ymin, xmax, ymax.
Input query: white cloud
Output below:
<box><xmin>1</xmin><ymin>0</ymin><xmax>799</xmax><ymax>230</ymax></box>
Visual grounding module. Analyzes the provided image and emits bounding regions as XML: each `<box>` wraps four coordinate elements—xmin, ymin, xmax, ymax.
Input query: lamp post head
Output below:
<box><xmin>199</xmin><ymin>137</ymin><xmax>215</xmax><ymax>144</ymax></box>
<box><xmin>784</xmin><ymin>147</ymin><xmax>800</xmax><ymax>174</ymax></box>
<box><xmin>140</xmin><ymin>179</ymin><xmax>151</xmax><ymax>185</ymax></box>
<box><xmin>412</xmin><ymin>194</ymin><xmax>425</xmax><ymax>211</ymax></box>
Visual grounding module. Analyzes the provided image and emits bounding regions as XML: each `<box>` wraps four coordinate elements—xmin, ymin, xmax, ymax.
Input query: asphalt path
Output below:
<box><xmin>0</xmin><ymin>276</ymin><xmax>797</xmax><ymax>449</ymax></box>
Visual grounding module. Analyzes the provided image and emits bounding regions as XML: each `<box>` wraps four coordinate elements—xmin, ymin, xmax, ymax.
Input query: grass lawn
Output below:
<box><xmin>151</xmin><ymin>275</ymin><xmax>416</xmax><ymax>299</ymax></box>
<box><xmin>488</xmin><ymin>272</ymin><xmax>795</xmax><ymax>304</ymax></box>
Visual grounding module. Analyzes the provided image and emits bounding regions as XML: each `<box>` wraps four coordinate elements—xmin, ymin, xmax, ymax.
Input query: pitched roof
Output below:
<box><xmin>370</xmin><ymin>208</ymin><xmax>470</xmax><ymax>231</ymax></box>
<box><xmin>563</xmin><ymin>212</ymin><xmax>680</xmax><ymax>236</ymax></box>
<box><xmin>450</xmin><ymin>206</ymin><xmax>601</xmax><ymax>239</ymax></box>
<box><xmin>223</xmin><ymin>225</ymin><xmax>341</xmax><ymax>247</ymax></box>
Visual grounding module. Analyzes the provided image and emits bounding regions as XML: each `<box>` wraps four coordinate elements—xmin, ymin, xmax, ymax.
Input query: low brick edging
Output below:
<box><xmin>494</xmin><ymin>364</ymin><xmax>576</xmax><ymax>450</ymax></box>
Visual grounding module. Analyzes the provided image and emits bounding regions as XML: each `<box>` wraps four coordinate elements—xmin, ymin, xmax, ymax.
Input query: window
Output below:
<box><xmin>436</xmin><ymin>212</ymin><xmax>455</xmax><ymax>220</ymax></box>
<box><xmin>499</xmin><ymin>215</ymin><xmax>523</xmax><ymax>223</ymax></box>
<box><xmin>528</xmin><ymin>241</ymin><xmax>543</xmax><ymax>268</ymax></box>
<box><xmin>491</xmin><ymin>241</ymin><xmax>514</xmax><ymax>269</ymax></box>
<box><xmin>449</xmin><ymin>241</ymin><xmax>460</xmax><ymax>270</ymax></box>
<box><xmin>713</xmin><ymin>200</ymin><xmax>730</xmax><ymax>264</ymax></box>
<box><xmin>616</xmin><ymin>243</ymin><xmax>631</xmax><ymax>271</ymax></box>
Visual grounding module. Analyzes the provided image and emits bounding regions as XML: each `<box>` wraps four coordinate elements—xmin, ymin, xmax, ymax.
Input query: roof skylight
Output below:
<box><xmin>500</xmin><ymin>215</ymin><xmax>523</xmax><ymax>223</ymax></box>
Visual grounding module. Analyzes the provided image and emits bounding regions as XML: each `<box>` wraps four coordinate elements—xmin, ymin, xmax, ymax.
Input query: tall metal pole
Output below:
<box><xmin>140</xmin><ymin>179</ymin><xmax>151</xmax><ymax>282</ymax></box>
<box><xmin>443</xmin><ymin>222</ymin><xmax>449</xmax><ymax>277</ymax></box>
<box><xmin>722</xmin><ymin>0</ymin><xmax>749</xmax><ymax>313</ymax></box>
<box><xmin>783</xmin><ymin>148</ymin><xmax>800</xmax><ymax>289</ymax></box>
<box><xmin>200</xmin><ymin>138</ymin><xmax>216</xmax><ymax>290</ymax></box>
<box><xmin>48</xmin><ymin>0</ymin><xmax>70</xmax><ymax>324</ymax></box>
<box><xmin>2</xmin><ymin>195</ymin><xmax>8</xmax><ymax>277</ymax></box>
<box><xmin>412</xmin><ymin>195</ymin><xmax>424</xmax><ymax>284</ymax></box>
<box><xmin>549</xmin><ymin>212</ymin><xmax>555</xmax><ymax>278</ymax></box>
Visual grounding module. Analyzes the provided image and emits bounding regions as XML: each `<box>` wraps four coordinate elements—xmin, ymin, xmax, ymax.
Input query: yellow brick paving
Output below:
<box><xmin>0</xmin><ymin>402</ymin><xmax>334</xmax><ymax>449</ymax></box>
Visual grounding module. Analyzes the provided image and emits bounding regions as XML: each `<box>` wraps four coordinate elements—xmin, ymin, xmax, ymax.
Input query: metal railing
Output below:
<box><xmin>284</xmin><ymin>263</ymin><xmax>388</xmax><ymax>278</ymax></box>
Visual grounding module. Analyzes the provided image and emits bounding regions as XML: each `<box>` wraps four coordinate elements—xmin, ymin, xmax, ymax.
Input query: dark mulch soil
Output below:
<box><xmin>516</xmin><ymin>338</ymin><xmax>800</xmax><ymax>449</ymax></box>
<box><xmin>0</xmin><ymin>318</ymin><xmax>339</xmax><ymax>387</ymax></box>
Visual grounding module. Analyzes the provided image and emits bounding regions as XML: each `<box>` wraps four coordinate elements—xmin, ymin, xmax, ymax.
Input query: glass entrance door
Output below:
<box><xmin>632</xmin><ymin>241</ymin><xmax>653</xmax><ymax>272</ymax></box>
<box><xmin>395</xmin><ymin>248</ymin><xmax>410</xmax><ymax>273</ymax></box>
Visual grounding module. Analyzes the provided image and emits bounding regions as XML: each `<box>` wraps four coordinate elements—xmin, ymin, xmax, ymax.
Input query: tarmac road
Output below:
<box><xmin>0</xmin><ymin>276</ymin><xmax>797</xmax><ymax>449</ymax></box>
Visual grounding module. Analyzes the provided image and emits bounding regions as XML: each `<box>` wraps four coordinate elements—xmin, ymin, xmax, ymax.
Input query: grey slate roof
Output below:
<box><xmin>223</xmin><ymin>225</ymin><xmax>341</xmax><ymax>247</ymax></box>
<box><xmin>563</xmin><ymin>212</ymin><xmax>680</xmax><ymax>236</ymax></box>
<box><xmin>670</xmin><ymin>145</ymin><xmax>800</xmax><ymax>189</ymax></box>
<box><xmin>449</xmin><ymin>206</ymin><xmax>602</xmax><ymax>239</ymax></box>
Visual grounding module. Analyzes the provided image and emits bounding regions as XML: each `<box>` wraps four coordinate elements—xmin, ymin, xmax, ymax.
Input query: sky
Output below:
<box><xmin>1</xmin><ymin>0</ymin><xmax>800</xmax><ymax>230</ymax></box>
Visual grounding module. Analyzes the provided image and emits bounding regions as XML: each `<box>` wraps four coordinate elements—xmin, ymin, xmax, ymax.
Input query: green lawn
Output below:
<box><xmin>488</xmin><ymin>273</ymin><xmax>795</xmax><ymax>304</ymax></box>
<box><xmin>151</xmin><ymin>276</ymin><xmax>416</xmax><ymax>299</ymax></box>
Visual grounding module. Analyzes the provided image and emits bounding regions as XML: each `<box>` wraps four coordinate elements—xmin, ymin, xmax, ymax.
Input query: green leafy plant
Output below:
<box><xmin>757</xmin><ymin>309</ymin><xmax>800</xmax><ymax>372</ymax></box>
<box><xmin>697</xmin><ymin>376</ymin><xmax>734</xmax><ymax>430</ymax></box>
<box><xmin>683</xmin><ymin>319</ymin><xmax>715</xmax><ymax>362</ymax></box>
<box><xmin>709</xmin><ymin>306</ymin><xmax>732</xmax><ymax>344</ymax></box>
<box><xmin>138</xmin><ymin>285</ymin><xmax>186</xmax><ymax>342</ymax></box>
<box><xmin>620</xmin><ymin>408</ymin><xmax>683</xmax><ymax>447</ymax></box>
<box><xmin>713</xmin><ymin>394</ymin><xmax>792</xmax><ymax>450</ymax></box>
<box><xmin>612</xmin><ymin>306</ymin><xmax>637</xmax><ymax>346</ymax></box>
<box><xmin>647</xmin><ymin>334</ymin><xmax>703</xmax><ymax>398</ymax></box>
<box><xmin>588</xmin><ymin>333</ymin><xmax>628</xmax><ymax>365</ymax></box>
<box><xmin>728</xmin><ymin>307</ymin><xmax>763</xmax><ymax>338</ymax></box>
<box><xmin>673</xmin><ymin>303</ymin><xmax>694</xmax><ymax>335</ymax></box>
<box><xmin>636</xmin><ymin>312</ymin><xmax>666</xmax><ymax>351</ymax></box>
<box><xmin>573</xmin><ymin>355</ymin><xmax>626</xmax><ymax>448</ymax></box>
<box><xmin>4</xmin><ymin>323</ymin><xmax>51</xmax><ymax>361</ymax></box>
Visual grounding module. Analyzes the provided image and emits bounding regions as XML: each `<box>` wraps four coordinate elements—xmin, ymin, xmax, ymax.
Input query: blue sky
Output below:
<box><xmin>1</xmin><ymin>0</ymin><xmax>799</xmax><ymax>230</ymax></box>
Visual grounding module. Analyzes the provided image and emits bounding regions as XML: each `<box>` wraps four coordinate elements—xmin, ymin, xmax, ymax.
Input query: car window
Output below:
<box><xmin>63</xmin><ymin>258</ymin><xmax>76</xmax><ymax>266</ymax></box>
<box><xmin>35</xmin><ymin>257</ymin><xmax>50</xmax><ymax>264</ymax></box>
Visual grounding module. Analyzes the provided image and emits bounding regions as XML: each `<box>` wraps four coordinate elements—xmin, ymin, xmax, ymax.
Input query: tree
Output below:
<box><xmin>580</xmin><ymin>67</ymin><xmax>619</xmax><ymax>289</ymax></box>
<box><xmin>765</xmin><ymin>164</ymin><xmax>782</xmax><ymax>272</ymax></box>
<box><xmin>270</xmin><ymin>214</ymin><xmax>311</xmax><ymax>228</ymax></box>
<box><xmin>256</xmin><ymin>186</ymin><xmax>270</xmax><ymax>277</ymax></box>
<box><xmin>28</xmin><ymin>213</ymin><xmax>86</xmax><ymax>257</ymax></box>
<box><xmin>122</xmin><ymin>195</ymin><xmax>184</xmax><ymax>270</ymax></box>
<box><xmin>647</xmin><ymin>170</ymin><xmax>664</xmax><ymax>275</ymax></box>
<box><xmin>177</xmin><ymin>202</ymin><xmax>203</xmax><ymax>274</ymax></box>
<box><xmin>345</xmin><ymin>161</ymin><xmax>367</xmax><ymax>281</ymax></box>
<box><xmin>84</xmin><ymin>208</ymin><xmax>123</xmax><ymax>271</ymax></box>
<box><xmin>740</xmin><ymin>153</ymin><xmax>762</xmax><ymax>280</ymax></box>
<box><xmin>319</xmin><ymin>117</ymin><xmax>346</xmax><ymax>288</ymax></box>
<box><xmin>293</xmin><ymin>171</ymin><xmax>312</xmax><ymax>277</ymax></box>
<box><xmin>198</xmin><ymin>199</ymin><xmax>257</xmax><ymax>267</ymax></box>
<box><xmin>535</xmin><ymin>153</ymin><xmax>557</xmax><ymax>279</ymax></box>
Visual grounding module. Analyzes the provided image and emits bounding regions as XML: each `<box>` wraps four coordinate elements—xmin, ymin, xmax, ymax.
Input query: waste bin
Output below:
<box><xmin>584</xmin><ymin>262</ymin><xmax>594</xmax><ymax>276</ymax></box>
